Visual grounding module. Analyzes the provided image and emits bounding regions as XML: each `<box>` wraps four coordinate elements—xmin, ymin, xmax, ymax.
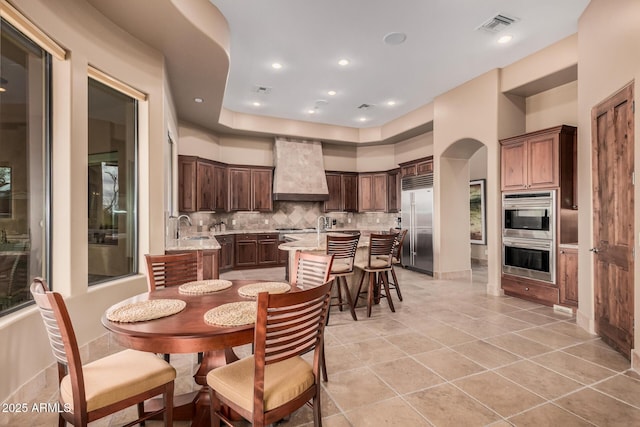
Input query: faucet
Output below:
<box><xmin>317</xmin><ymin>216</ymin><xmax>328</xmax><ymax>247</ymax></box>
<box><xmin>176</xmin><ymin>214</ymin><xmax>192</xmax><ymax>239</ymax></box>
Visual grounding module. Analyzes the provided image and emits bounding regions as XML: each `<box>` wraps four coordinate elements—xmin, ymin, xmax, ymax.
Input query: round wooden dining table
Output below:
<box><xmin>102</xmin><ymin>279</ymin><xmax>287</xmax><ymax>427</ymax></box>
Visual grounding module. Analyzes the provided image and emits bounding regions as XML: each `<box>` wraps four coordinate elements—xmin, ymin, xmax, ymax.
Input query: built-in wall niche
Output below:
<box><xmin>88</xmin><ymin>152</ymin><xmax>120</xmax><ymax>245</ymax></box>
<box><xmin>0</xmin><ymin>166</ymin><xmax>11</xmax><ymax>218</ymax></box>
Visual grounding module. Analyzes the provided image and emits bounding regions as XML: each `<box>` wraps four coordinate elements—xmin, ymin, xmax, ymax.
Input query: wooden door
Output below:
<box><xmin>213</xmin><ymin>165</ymin><xmax>228</xmax><ymax>211</ymax></box>
<box><xmin>196</xmin><ymin>161</ymin><xmax>214</xmax><ymax>211</ymax></box>
<box><xmin>372</xmin><ymin>173</ymin><xmax>388</xmax><ymax>211</ymax></box>
<box><xmin>501</xmin><ymin>141</ymin><xmax>527</xmax><ymax>191</ymax></box>
<box><xmin>342</xmin><ymin>174</ymin><xmax>358</xmax><ymax>212</ymax></box>
<box><xmin>358</xmin><ymin>174</ymin><xmax>373</xmax><ymax>212</ymax></box>
<box><xmin>228</xmin><ymin>168</ymin><xmax>251</xmax><ymax>211</ymax></box>
<box><xmin>592</xmin><ymin>82</ymin><xmax>634</xmax><ymax>358</ymax></box>
<box><xmin>251</xmin><ymin>169</ymin><xmax>273</xmax><ymax>211</ymax></box>
<box><xmin>178</xmin><ymin>156</ymin><xmax>197</xmax><ymax>212</ymax></box>
<box><xmin>559</xmin><ymin>247</ymin><xmax>578</xmax><ymax>307</ymax></box>
<box><xmin>527</xmin><ymin>134</ymin><xmax>558</xmax><ymax>189</ymax></box>
<box><xmin>387</xmin><ymin>171</ymin><xmax>400</xmax><ymax>213</ymax></box>
<box><xmin>324</xmin><ymin>173</ymin><xmax>342</xmax><ymax>212</ymax></box>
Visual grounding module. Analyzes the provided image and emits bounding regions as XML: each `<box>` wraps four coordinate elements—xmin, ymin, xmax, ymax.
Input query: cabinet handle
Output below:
<box><xmin>560</xmin><ymin>250</ymin><xmax>565</xmax><ymax>254</ymax></box>
<box><xmin>525</xmin><ymin>287</ymin><xmax>529</xmax><ymax>291</ymax></box>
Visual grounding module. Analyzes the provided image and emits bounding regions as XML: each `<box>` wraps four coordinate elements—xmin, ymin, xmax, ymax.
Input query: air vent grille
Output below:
<box><xmin>477</xmin><ymin>13</ymin><xmax>519</xmax><ymax>33</ymax></box>
<box><xmin>357</xmin><ymin>103</ymin><xmax>373</xmax><ymax>109</ymax></box>
<box><xmin>402</xmin><ymin>174</ymin><xmax>433</xmax><ymax>190</ymax></box>
<box><xmin>253</xmin><ymin>85</ymin><xmax>272</xmax><ymax>94</ymax></box>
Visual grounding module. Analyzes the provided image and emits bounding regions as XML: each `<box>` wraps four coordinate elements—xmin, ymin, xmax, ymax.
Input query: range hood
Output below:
<box><xmin>272</xmin><ymin>138</ymin><xmax>329</xmax><ymax>201</ymax></box>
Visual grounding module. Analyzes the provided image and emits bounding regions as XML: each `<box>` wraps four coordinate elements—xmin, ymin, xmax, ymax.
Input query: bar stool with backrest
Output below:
<box><xmin>290</xmin><ymin>251</ymin><xmax>334</xmax><ymax>382</ymax></box>
<box><xmin>326</xmin><ymin>233</ymin><xmax>360</xmax><ymax>321</ymax></box>
<box><xmin>382</xmin><ymin>228</ymin><xmax>407</xmax><ymax>301</ymax></box>
<box><xmin>355</xmin><ymin>233</ymin><xmax>398</xmax><ymax>317</ymax></box>
<box><xmin>145</xmin><ymin>252</ymin><xmax>203</xmax><ymax>362</ymax></box>
<box><xmin>30</xmin><ymin>278</ymin><xmax>175</xmax><ymax>427</ymax></box>
<box><xmin>207</xmin><ymin>280</ymin><xmax>333</xmax><ymax>427</ymax></box>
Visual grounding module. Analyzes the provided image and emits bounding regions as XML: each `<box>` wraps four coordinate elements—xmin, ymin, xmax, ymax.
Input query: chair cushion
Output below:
<box><xmin>60</xmin><ymin>349</ymin><xmax>176</xmax><ymax>412</ymax></box>
<box><xmin>355</xmin><ymin>259</ymin><xmax>391</xmax><ymax>270</ymax></box>
<box><xmin>207</xmin><ymin>355</ymin><xmax>314</xmax><ymax>413</ymax></box>
<box><xmin>331</xmin><ymin>260</ymin><xmax>352</xmax><ymax>274</ymax></box>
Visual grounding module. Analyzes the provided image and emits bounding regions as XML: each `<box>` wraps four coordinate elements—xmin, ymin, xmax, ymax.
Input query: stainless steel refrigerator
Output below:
<box><xmin>401</xmin><ymin>174</ymin><xmax>433</xmax><ymax>275</ymax></box>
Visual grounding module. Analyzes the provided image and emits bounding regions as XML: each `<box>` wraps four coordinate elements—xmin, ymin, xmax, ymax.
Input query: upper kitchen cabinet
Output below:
<box><xmin>399</xmin><ymin>156</ymin><xmax>433</xmax><ymax>179</ymax></box>
<box><xmin>178</xmin><ymin>156</ymin><xmax>227</xmax><ymax>212</ymax></box>
<box><xmin>358</xmin><ymin>173</ymin><xmax>387</xmax><ymax>212</ymax></box>
<box><xmin>500</xmin><ymin>125</ymin><xmax>577</xmax><ymax>198</ymax></box>
<box><xmin>228</xmin><ymin>166</ymin><xmax>273</xmax><ymax>212</ymax></box>
<box><xmin>324</xmin><ymin>172</ymin><xmax>358</xmax><ymax>212</ymax></box>
<box><xmin>387</xmin><ymin>169</ymin><xmax>401</xmax><ymax>213</ymax></box>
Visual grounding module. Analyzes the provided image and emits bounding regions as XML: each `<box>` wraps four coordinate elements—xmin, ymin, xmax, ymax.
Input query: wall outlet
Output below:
<box><xmin>199</xmin><ymin>220</ymin><xmax>203</xmax><ymax>226</ymax></box>
<box><xmin>232</xmin><ymin>219</ymin><xmax>236</xmax><ymax>225</ymax></box>
<box><xmin>376</xmin><ymin>218</ymin><xmax>380</xmax><ymax>223</ymax></box>
<box><xmin>264</xmin><ymin>219</ymin><xmax>269</xmax><ymax>225</ymax></box>
<box><xmin>347</xmin><ymin>218</ymin><xmax>351</xmax><ymax>223</ymax></box>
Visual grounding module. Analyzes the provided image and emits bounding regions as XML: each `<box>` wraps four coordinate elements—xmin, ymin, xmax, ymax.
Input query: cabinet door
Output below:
<box><xmin>527</xmin><ymin>134</ymin><xmax>558</xmax><ymax>189</ymax></box>
<box><xmin>401</xmin><ymin>165</ymin><xmax>416</xmax><ymax>178</ymax></box>
<box><xmin>178</xmin><ymin>156</ymin><xmax>197</xmax><ymax>212</ymax></box>
<box><xmin>559</xmin><ymin>248</ymin><xmax>578</xmax><ymax>307</ymax></box>
<box><xmin>201</xmin><ymin>250</ymin><xmax>219</xmax><ymax>280</ymax></box>
<box><xmin>387</xmin><ymin>171</ymin><xmax>400</xmax><ymax>213</ymax></box>
<box><xmin>229</xmin><ymin>168</ymin><xmax>251</xmax><ymax>211</ymax></box>
<box><xmin>501</xmin><ymin>141</ymin><xmax>527</xmax><ymax>191</ymax></box>
<box><xmin>196</xmin><ymin>161</ymin><xmax>214</xmax><ymax>211</ymax></box>
<box><xmin>342</xmin><ymin>174</ymin><xmax>358</xmax><ymax>212</ymax></box>
<box><xmin>278</xmin><ymin>237</ymin><xmax>288</xmax><ymax>265</ymax></box>
<box><xmin>218</xmin><ymin>235</ymin><xmax>234</xmax><ymax>271</ymax></box>
<box><xmin>212</xmin><ymin>165</ymin><xmax>228</xmax><ymax>212</ymax></box>
<box><xmin>358</xmin><ymin>174</ymin><xmax>373</xmax><ymax>212</ymax></box>
<box><xmin>416</xmin><ymin>160</ymin><xmax>433</xmax><ymax>175</ymax></box>
<box><xmin>257</xmin><ymin>234</ymin><xmax>279</xmax><ymax>266</ymax></box>
<box><xmin>324</xmin><ymin>173</ymin><xmax>342</xmax><ymax>212</ymax></box>
<box><xmin>372</xmin><ymin>173</ymin><xmax>388</xmax><ymax>212</ymax></box>
<box><xmin>251</xmin><ymin>169</ymin><xmax>273</xmax><ymax>211</ymax></box>
<box><xmin>235</xmin><ymin>234</ymin><xmax>258</xmax><ymax>267</ymax></box>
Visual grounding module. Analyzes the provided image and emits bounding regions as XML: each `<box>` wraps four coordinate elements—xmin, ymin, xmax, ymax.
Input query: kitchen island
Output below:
<box><xmin>165</xmin><ymin>237</ymin><xmax>221</xmax><ymax>279</ymax></box>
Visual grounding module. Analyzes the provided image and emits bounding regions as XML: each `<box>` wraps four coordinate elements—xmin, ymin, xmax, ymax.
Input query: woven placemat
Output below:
<box><xmin>237</xmin><ymin>282</ymin><xmax>291</xmax><ymax>298</ymax></box>
<box><xmin>106</xmin><ymin>299</ymin><xmax>186</xmax><ymax>323</ymax></box>
<box><xmin>179</xmin><ymin>279</ymin><xmax>233</xmax><ymax>295</ymax></box>
<box><xmin>204</xmin><ymin>301</ymin><xmax>257</xmax><ymax>327</ymax></box>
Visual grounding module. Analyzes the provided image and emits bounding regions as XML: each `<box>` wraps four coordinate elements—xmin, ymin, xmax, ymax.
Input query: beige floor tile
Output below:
<box><xmin>496</xmin><ymin>360</ymin><xmax>583</xmax><ymax>399</ymax></box>
<box><xmin>454</xmin><ymin>371</ymin><xmax>545</xmax><ymax>417</ymax></box>
<box><xmin>517</xmin><ymin>327</ymin><xmax>584</xmax><ymax>349</ymax></box>
<box><xmin>405</xmin><ymin>383</ymin><xmax>501</xmax><ymax>426</ymax></box>
<box><xmin>556</xmin><ymin>388</ymin><xmax>640</xmax><ymax>426</ymax></box>
<box><xmin>323</xmin><ymin>344</ymin><xmax>364</xmax><ymax>375</ymax></box>
<box><xmin>529</xmin><ymin>306</ymin><xmax>576</xmax><ymax>321</ymax></box>
<box><xmin>414</xmin><ymin>348</ymin><xmax>486</xmax><ymax>380</ymax></box>
<box><xmin>504</xmin><ymin>310</ymin><xmax>559</xmax><ymax>326</ymax></box>
<box><xmin>486</xmin><ymin>333</ymin><xmax>553</xmax><ymax>358</ymax></box>
<box><xmin>410</xmin><ymin>323</ymin><xmax>477</xmax><ymax>346</ymax></box>
<box><xmin>445</xmin><ymin>318</ymin><xmax>512</xmax><ymax>339</ymax></box>
<box><xmin>344</xmin><ymin>397</ymin><xmax>430</xmax><ymax>426</ymax></box>
<box><xmin>593</xmin><ymin>373</ymin><xmax>640</xmax><ymax>408</ymax></box>
<box><xmin>508</xmin><ymin>403</ymin><xmax>593</xmax><ymax>426</ymax></box>
<box><xmin>361</xmin><ymin>317</ymin><xmax>412</xmax><ymax>336</ymax></box>
<box><xmin>479</xmin><ymin>313</ymin><xmax>535</xmax><ymax>332</ymax></box>
<box><xmin>323</xmin><ymin>367</ymin><xmax>396</xmax><ymax>411</ymax></box>
<box><xmin>546</xmin><ymin>321</ymin><xmax>598</xmax><ymax>341</ymax></box>
<box><xmin>343</xmin><ymin>337</ymin><xmax>407</xmax><ymax>365</ymax></box>
<box><xmin>532</xmin><ymin>351</ymin><xmax>617</xmax><ymax>385</ymax></box>
<box><xmin>385</xmin><ymin>331</ymin><xmax>443</xmax><ymax>355</ymax></box>
<box><xmin>451</xmin><ymin>340</ymin><xmax>521</xmax><ymax>369</ymax></box>
<box><xmin>563</xmin><ymin>341</ymin><xmax>630</xmax><ymax>372</ymax></box>
<box><xmin>370</xmin><ymin>356</ymin><xmax>444</xmax><ymax>394</ymax></box>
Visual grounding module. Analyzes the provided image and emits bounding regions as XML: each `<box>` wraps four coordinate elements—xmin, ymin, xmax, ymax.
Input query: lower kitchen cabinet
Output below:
<box><xmin>501</xmin><ymin>274</ymin><xmax>559</xmax><ymax>306</ymax></box>
<box><xmin>235</xmin><ymin>233</ymin><xmax>258</xmax><ymax>268</ymax></box>
<box><xmin>165</xmin><ymin>249</ymin><xmax>219</xmax><ymax>280</ymax></box>
<box><xmin>257</xmin><ymin>233</ymin><xmax>279</xmax><ymax>266</ymax></box>
<box><xmin>558</xmin><ymin>246</ymin><xmax>578</xmax><ymax>307</ymax></box>
<box><xmin>216</xmin><ymin>234</ymin><xmax>234</xmax><ymax>272</ymax></box>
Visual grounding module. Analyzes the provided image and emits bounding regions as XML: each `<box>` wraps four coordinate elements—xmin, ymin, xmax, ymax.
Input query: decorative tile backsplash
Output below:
<box><xmin>178</xmin><ymin>201</ymin><xmax>399</xmax><ymax>234</ymax></box>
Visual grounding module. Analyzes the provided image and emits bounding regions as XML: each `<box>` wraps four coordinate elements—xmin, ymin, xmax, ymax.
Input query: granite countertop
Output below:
<box><xmin>165</xmin><ymin>237</ymin><xmax>221</xmax><ymax>251</ymax></box>
<box><xmin>278</xmin><ymin>231</ymin><xmax>373</xmax><ymax>252</ymax></box>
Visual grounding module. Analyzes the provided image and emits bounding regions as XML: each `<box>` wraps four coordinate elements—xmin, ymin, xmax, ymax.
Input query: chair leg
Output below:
<box><xmin>380</xmin><ymin>271</ymin><xmax>395</xmax><ymax>313</ymax></box>
<box><xmin>137</xmin><ymin>401</ymin><xmax>145</xmax><ymax>426</ymax></box>
<box><xmin>164</xmin><ymin>381</ymin><xmax>174</xmax><ymax>427</ymax></box>
<box><xmin>390</xmin><ymin>266</ymin><xmax>403</xmax><ymax>301</ymax></box>
<box><xmin>313</xmin><ymin>384</ymin><xmax>323</xmax><ymax>427</ymax></box>
<box><xmin>58</xmin><ymin>413</ymin><xmax>65</xmax><ymax>427</ymax></box>
<box><xmin>321</xmin><ymin>342</ymin><xmax>328</xmax><ymax>382</ymax></box>
<box><xmin>355</xmin><ymin>269</ymin><xmax>366</xmax><ymax>307</ymax></box>
<box><xmin>335</xmin><ymin>279</ymin><xmax>344</xmax><ymax>311</ymax></box>
<box><xmin>341</xmin><ymin>277</ymin><xmax>358</xmax><ymax>321</ymax></box>
<box><xmin>209</xmin><ymin>388</ymin><xmax>221</xmax><ymax>427</ymax></box>
<box><xmin>367</xmin><ymin>272</ymin><xmax>375</xmax><ymax>317</ymax></box>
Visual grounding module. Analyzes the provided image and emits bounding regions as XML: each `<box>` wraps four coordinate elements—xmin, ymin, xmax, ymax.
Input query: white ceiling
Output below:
<box><xmin>209</xmin><ymin>0</ymin><xmax>590</xmax><ymax>129</ymax></box>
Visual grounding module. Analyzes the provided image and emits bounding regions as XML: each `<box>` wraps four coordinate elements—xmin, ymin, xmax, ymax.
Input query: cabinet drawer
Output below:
<box><xmin>258</xmin><ymin>233</ymin><xmax>278</xmax><ymax>241</ymax></box>
<box><xmin>236</xmin><ymin>233</ymin><xmax>258</xmax><ymax>241</ymax></box>
<box><xmin>501</xmin><ymin>275</ymin><xmax>558</xmax><ymax>306</ymax></box>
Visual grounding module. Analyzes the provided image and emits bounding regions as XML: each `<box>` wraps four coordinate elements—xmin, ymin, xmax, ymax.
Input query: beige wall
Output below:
<box><xmin>322</xmin><ymin>143</ymin><xmax>357</xmax><ymax>171</ymax></box>
<box><xmin>220</xmin><ymin>135</ymin><xmax>273</xmax><ymax>166</ymax></box>
<box><xmin>394</xmin><ymin>132</ymin><xmax>434</xmax><ymax>165</ymax></box>
<box><xmin>526</xmin><ymin>81</ymin><xmax>578</xmax><ymax>132</ymax></box>
<box><xmin>178</xmin><ymin>122</ymin><xmax>222</xmax><ymax>159</ymax></box>
<box><xmin>0</xmin><ymin>0</ymin><xmax>170</xmax><ymax>403</ymax></box>
<box><xmin>577</xmin><ymin>0</ymin><xmax>640</xmax><ymax>365</ymax></box>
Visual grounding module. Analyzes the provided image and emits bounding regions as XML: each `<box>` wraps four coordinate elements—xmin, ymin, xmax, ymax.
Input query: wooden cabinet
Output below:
<box><xmin>500</xmin><ymin>125</ymin><xmax>576</xmax><ymax>194</ymax></box>
<box><xmin>216</xmin><ymin>234</ymin><xmax>234</xmax><ymax>272</ymax></box>
<box><xmin>257</xmin><ymin>233</ymin><xmax>279</xmax><ymax>266</ymax></box>
<box><xmin>278</xmin><ymin>235</ymin><xmax>288</xmax><ymax>265</ymax></box>
<box><xmin>324</xmin><ymin>172</ymin><xmax>358</xmax><ymax>212</ymax></box>
<box><xmin>358</xmin><ymin>173</ymin><xmax>387</xmax><ymax>212</ymax></box>
<box><xmin>178</xmin><ymin>156</ymin><xmax>227</xmax><ymax>212</ymax></box>
<box><xmin>501</xmin><ymin>274</ymin><xmax>559</xmax><ymax>306</ymax></box>
<box><xmin>558</xmin><ymin>246</ymin><xmax>578</xmax><ymax>307</ymax></box>
<box><xmin>399</xmin><ymin>156</ymin><xmax>433</xmax><ymax>178</ymax></box>
<box><xmin>234</xmin><ymin>233</ymin><xmax>258</xmax><ymax>268</ymax></box>
<box><xmin>387</xmin><ymin>169</ymin><xmax>400</xmax><ymax>213</ymax></box>
<box><xmin>228</xmin><ymin>167</ymin><xmax>273</xmax><ymax>212</ymax></box>
<box><xmin>165</xmin><ymin>249</ymin><xmax>219</xmax><ymax>280</ymax></box>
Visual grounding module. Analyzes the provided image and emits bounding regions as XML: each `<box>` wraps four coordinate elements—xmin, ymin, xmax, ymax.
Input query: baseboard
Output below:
<box><xmin>434</xmin><ymin>269</ymin><xmax>472</xmax><ymax>280</ymax></box>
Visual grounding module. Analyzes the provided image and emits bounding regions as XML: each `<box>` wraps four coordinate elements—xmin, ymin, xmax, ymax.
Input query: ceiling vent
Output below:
<box><xmin>253</xmin><ymin>85</ymin><xmax>272</xmax><ymax>94</ymax></box>
<box><xmin>477</xmin><ymin>13</ymin><xmax>519</xmax><ymax>33</ymax></box>
<box><xmin>357</xmin><ymin>103</ymin><xmax>373</xmax><ymax>109</ymax></box>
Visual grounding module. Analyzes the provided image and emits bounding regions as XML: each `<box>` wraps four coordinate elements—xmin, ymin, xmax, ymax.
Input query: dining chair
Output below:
<box><xmin>30</xmin><ymin>278</ymin><xmax>175</xmax><ymax>427</ymax></box>
<box><xmin>290</xmin><ymin>251</ymin><xmax>334</xmax><ymax>381</ymax></box>
<box><xmin>326</xmin><ymin>233</ymin><xmax>360</xmax><ymax>321</ymax></box>
<box><xmin>207</xmin><ymin>280</ymin><xmax>333</xmax><ymax>427</ymax></box>
<box><xmin>355</xmin><ymin>233</ymin><xmax>398</xmax><ymax>317</ymax></box>
<box><xmin>145</xmin><ymin>252</ymin><xmax>203</xmax><ymax>362</ymax></box>
<box><xmin>144</xmin><ymin>252</ymin><xmax>203</xmax><ymax>291</ymax></box>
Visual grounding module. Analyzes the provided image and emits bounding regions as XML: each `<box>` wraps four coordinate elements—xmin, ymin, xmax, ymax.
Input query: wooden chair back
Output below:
<box><xmin>391</xmin><ymin>228</ymin><xmax>408</xmax><ymax>261</ymax></box>
<box><xmin>253</xmin><ymin>280</ymin><xmax>333</xmax><ymax>424</ymax></box>
<box><xmin>145</xmin><ymin>252</ymin><xmax>202</xmax><ymax>291</ymax></box>
<box><xmin>367</xmin><ymin>233</ymin><xmax>397</xmax><ymax>269</ymax></box>
<box><xmin>326</xmin><ymin>233</ymin><xmax>360</xmax><ymax>273</ymax></box>
<box><xmin>291</xmin><ymin>252</ymin><xmax>334</xmax><ymax>289</ymax></box>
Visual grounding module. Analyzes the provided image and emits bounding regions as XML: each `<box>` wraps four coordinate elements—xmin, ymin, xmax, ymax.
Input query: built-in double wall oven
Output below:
<box><xmin>502</xmin><ymin>190</ymin><xmax>556</xmax><ymax>283</ymax></box>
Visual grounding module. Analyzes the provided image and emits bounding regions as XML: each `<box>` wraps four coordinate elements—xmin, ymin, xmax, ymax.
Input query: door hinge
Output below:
<box><xmin>633</xmin><ymin>171</ymin><xmax>636</xmax><ymax>186</ymax></box>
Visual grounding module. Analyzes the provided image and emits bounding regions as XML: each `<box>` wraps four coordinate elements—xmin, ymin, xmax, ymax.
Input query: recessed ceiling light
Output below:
<box><xmin>387</xmin><ymin>100</ymin><xmax>396</xmax><ymax>106</ymax></box>
<box><xmin>271</xmin><ymin>62</ymin><xmax>283</xmax><ymax>69</ymax></box>
<box><xmin>327</xmin><ymin>90</ymin><xmax>337</xmax><ymax>96</ymax></box>
<box><xmin>0</xmin><ymin>87</ymin><xmax>6</xmax><ymax>93</ymax></box>
<box><xmin>497</xmin><ymin>35</ymin><xmax>513</xmax><ymax>44</ymax></box>
<box><xmin>338</xmin><ymin>59</ymin><xmax>350</xmax><ymax>66</ymax></box>
<box><xmin>383</xmin><ymin>32</ymin><xmax>407</xmax><ymax>45</ymax></box>
<box><xmin>308</xmin><ymin>109</ymin><xmax>316</xmax><ymax>114</ymax></box>
<box><xmin>358</xmin><ymin>117</ymin><xmax>367</xmax><ymax>122</ymax></box>
<box><xmin>253</xmin><ymin>101</ymin><xmax>261</xmax><ymax>107</ymax></box>
<box><xmin>194</xmin><ymin>97</ymin><xmax>204</xmax><ymax>103</ymax></box>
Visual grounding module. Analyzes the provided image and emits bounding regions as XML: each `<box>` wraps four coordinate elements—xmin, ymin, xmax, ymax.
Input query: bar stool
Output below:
<box><xmin>355</xmin><ymin>233</ymin><xmax>398</xmax><ymax>317</ymax></box>
<box><xmin>383</xmin><ymin>228</ymin><xmax>407</xmax><ymax>301</ymax></box>
<box><xmin>326</xmin><ymin>233</ymin><xmax>360</xmax><ymax>321</ymax></box>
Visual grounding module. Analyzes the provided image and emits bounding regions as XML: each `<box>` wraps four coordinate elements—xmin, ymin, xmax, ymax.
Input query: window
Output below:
<box><xmin>0</xmin><ymin>18</ymin><xmax>51</xmax><ymax>315</ymax></box>
<box><xmin>87</xmin><ymin>77</ymin><xmax>137</xmax><ymax>285</ymax></box>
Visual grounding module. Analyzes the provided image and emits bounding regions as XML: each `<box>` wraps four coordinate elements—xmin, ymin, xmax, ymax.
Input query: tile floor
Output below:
<box><xmin>4</xmin><ymin>266</ymin><xmax>640</xmax><ymax>426</ymax></box>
